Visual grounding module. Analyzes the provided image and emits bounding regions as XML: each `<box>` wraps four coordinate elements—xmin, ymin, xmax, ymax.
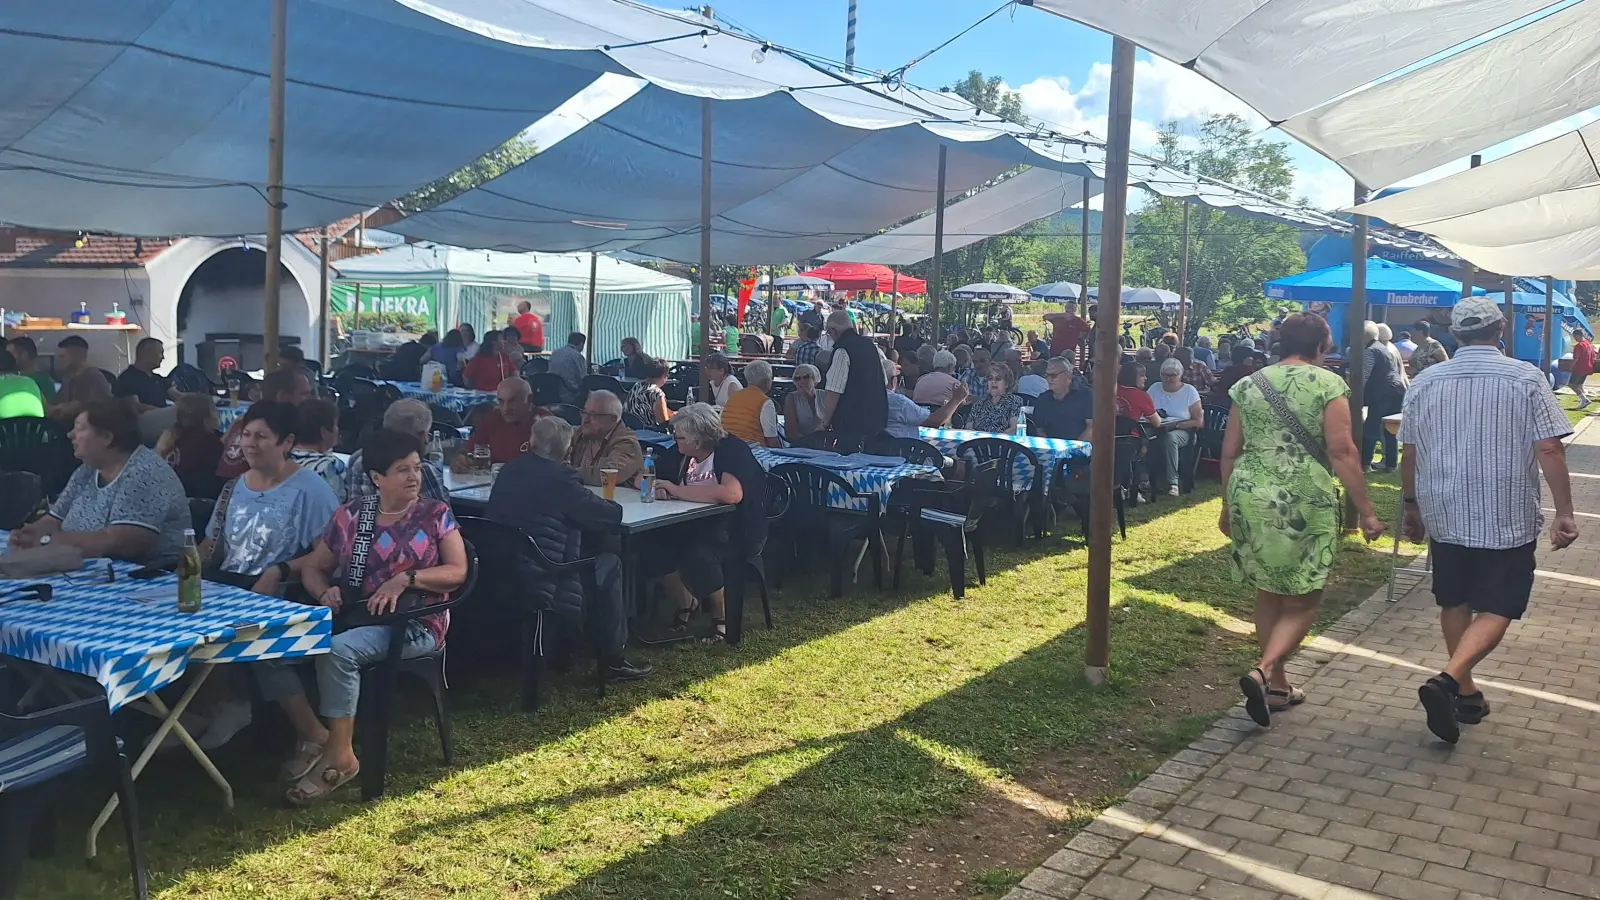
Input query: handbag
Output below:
<box><xmin>336</xmin><ymin>494</ymin><xmax>425</xmax><ymax>630</ymax></box>
<box><xmin>1248</xmin><ymin>369</ymin><xmax>1333</xmax><ymax>475</ymax></box>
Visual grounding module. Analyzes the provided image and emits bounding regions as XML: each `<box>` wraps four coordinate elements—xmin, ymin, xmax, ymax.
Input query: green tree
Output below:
<box><xmin>1124</xmin><ymin>115</ymin><xmax>1305</xmax><ymax>338</ymax></box>
<box><xmin>396</xmin><ymin>134</ymin><xmax>539</xmax><ymax>213</ymax></box>
<box><xmin>947</xmin><ymin>70</ymin><xmax>1027</xmax><ymax>124</ymax></box>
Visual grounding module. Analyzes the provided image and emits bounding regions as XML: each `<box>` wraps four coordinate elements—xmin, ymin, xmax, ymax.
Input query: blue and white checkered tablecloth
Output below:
<box><xmin>0</xmin><ymin>553</ymin><xmax>331</xmax><ymax>712</ymax></box>
<box><xmin>752</xmin><ymin>448</ymin><xmax>939</xmax><ymax>512</ymax></box>
<box><xmin>216</xmin><ymin>401</ymin><xmax>250</xmax><ymax>432</ymax></box>
<box><xmin>382</xmin><ymin>381</ymin><xmax>496</xmax><ymax>414</ymax></box>
<box><xmin>918</xmin><ymin>428</ymin><xmax>1091</xmax><ymax>492</ymax></box>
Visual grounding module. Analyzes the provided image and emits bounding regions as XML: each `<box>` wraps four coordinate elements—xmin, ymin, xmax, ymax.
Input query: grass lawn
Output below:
<box><xmin>1559</xmin><ymin>389</ymin><xmax>1595</xmax><ymax>428</ymax></box>
<box><xmin>20</xmin><ymin>476</ymin><xmax>1419</xmax><ymax>900</ymax></box>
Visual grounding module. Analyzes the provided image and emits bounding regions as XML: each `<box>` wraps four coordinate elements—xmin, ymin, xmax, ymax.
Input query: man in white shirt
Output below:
<box><xmin>1146</xmin><ymin>358</ymin><xmax>1203</xmax><ymax>496</ymax></box>
<box><xmin>1394</xmin><ymin>330</ymin><xmax>1417</xmax><ymax>363</ymax></box>
<box><xmin>1401</xmin><ymin>297</ymin><xmax>1577</xmax><ymax>744</ymax></box>
<box><xmin>1015</xmin><ymin>361</ymin><xmax>1050</xmax><ymax>398</ymax></box>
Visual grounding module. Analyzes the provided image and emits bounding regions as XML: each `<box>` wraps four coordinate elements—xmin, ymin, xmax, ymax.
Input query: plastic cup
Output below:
<box><xmin>601</xmin><ymin>468</ymin><xmax>619</xmax><ymax>500</ymax></box>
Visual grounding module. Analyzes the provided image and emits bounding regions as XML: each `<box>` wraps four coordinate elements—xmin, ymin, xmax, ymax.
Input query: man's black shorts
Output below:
<box><xmin>1430</xmin><ymin>540</ymin><xmax>1536</xmax><ymax>620</ymax></box>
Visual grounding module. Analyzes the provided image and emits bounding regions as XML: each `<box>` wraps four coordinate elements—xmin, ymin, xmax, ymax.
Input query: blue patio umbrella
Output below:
<box><xmin>1264</xmin><ymin>258</ymin><xmax>1481</xmax><ymax>306</ymax></box>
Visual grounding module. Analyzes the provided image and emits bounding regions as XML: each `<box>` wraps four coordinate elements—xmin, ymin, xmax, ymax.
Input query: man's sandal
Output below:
<box><xmin>1238</xmin><ymin>667</ymin><xmax>1271</xmax><ymax>727</ymax></box>
<box><xmin>1455</xmin><ymin>691</ymin><xmax>1490</xmax><ymax>725</ymax></box>
<box><xmin>1267</xmin><ymin>686</ymin><xmax>1306</xmax><ymax>713</ymax></box>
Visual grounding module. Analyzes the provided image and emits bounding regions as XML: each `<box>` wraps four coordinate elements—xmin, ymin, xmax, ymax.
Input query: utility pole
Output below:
<box><xmin>1085</xmin><ymin>37</ymin><xmax>1136</xmax><ymax>687</ymax></box>
<box><xmin>845</xmin><ymin>0</ymin><xmax>859</xmax><ymax>73</ymax></box>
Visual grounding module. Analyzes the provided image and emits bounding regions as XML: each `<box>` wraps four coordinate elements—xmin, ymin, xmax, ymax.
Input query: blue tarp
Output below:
<box><xmin>1264</xmin><ymin>258</ymin><xmax>1479</xmax><ymax>306</ymax></box>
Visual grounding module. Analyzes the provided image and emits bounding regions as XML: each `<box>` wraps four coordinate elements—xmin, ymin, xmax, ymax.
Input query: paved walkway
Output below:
<box><xmin>1009</xmin><ymin>417</ymin><xmax>1600</xmax><ymax>900</ymax></box>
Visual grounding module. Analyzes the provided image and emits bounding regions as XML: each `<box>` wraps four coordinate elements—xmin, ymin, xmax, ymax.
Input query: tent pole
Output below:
<box><xmin>262</xmin><ymin>0</ymin><xmax>287</xmax><ymax>370</ymax></box>
<box><xmin>890</xmin><ymin>267</ymin><xmax>900</xmax><ymax>333</ymax></box>
<box><xmin>586</xmin><ymin>251</ymin><xmax>599</xmax><ymax>362</ymax></box>
<box><xmin>929</xmin><ymin>145</ymin><xmax>948</xmax><ymax>337</ymax></box>
<box><xmin>1177</xmin><ymin>199</ymin><xmax>1190</xmax><ymax>342</ymax></box>
<box><xmin>1345</xmin><ymin>183</ymin><xmax>1369</xmax><ymax>529</ymax></box>
<box><xmin>699</xmin><ymin>97</ymin><xmax>714</xmax><ymax>397</ymax></box>
<box><xmin>845</xmin><ymin>0</ymin><xmax>858</xmax><ymax>73</ymax></box>
<box><xmin>1086</xmin><ymin>36</ymin><xmax>1135</xmax><ymax>687</ymax></box>
<box><xmin>1544</xmin><ymin>275</ymin><xmax>1556</xmax><ymax>378</ymax></box>
<box><xmin>352</xmin><ymin>284</ymin><xmax>360</xmax><ymax>332</ymax></box>
<box><xmin>318</xmin><ymin>227</ymin><xmax>330</xmax><ymax>368</ymax></box>
<box><xmin>1080</xmin><ymin>176</ymin><xmax>1091</xmax><ymax>319</ymax></box>
<box><xmin>1459</xmin><ymin>155</ymin><xmax>1481</xmax><ymax>301</ymax></box>
<box><xmin>766</xmin><ymin>266</ymin><xmax>776</xmax><ymax>337</ymax></box>
<box><xmin>1503</xmin><ymin>276</ymin><xmax>1517</xmax><ymax>357</ymax></box>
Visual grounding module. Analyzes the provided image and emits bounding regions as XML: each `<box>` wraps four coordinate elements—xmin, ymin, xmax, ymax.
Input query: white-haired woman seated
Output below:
<box><xmin>783</xmin><ymin>363</ymin><xmax>824</xmax><ymax>443</ymax></box>
<box><xmin>642</xmin><ymin>403</ymin><xmax>767</xmax><ymax>644</ymax></box>
<box><xmin>721</xmin><ymin>358</ymin><xmax>780</xmax><ymax>447</ymax></box>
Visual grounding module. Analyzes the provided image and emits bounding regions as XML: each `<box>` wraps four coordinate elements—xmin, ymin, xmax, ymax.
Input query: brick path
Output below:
<box><xmin>1009</xmin><ymin>418</ymin><xmax>1600</xmax><ymax>900</ymax></box>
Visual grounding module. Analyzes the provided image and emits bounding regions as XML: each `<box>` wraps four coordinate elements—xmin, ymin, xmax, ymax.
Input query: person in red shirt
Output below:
<box><xmin>450</xmin><ymin>376</ymin><xmax>548</xmax><ymax>468</ymax></box>
<box><xmin>1114</xmin><ymin>360</ymin><xmax>1162</xmax><ymax>435</ymax></box>
<box><xmin>509</xmin><ymin>300</ymin><xmax>545</xmax><ymax>352</ymax></box>
<box><xmin>1569</xmin><ymin>329</ymin><xmax>1594</xmax><ymax>410</ymax></box>
<box><xmin>461</xmin><ymin>332</ymin><xmax>520</xmax><ymax>391</ymax></box>
<box><xmin>1044</xmin><ymin>307</ymin><xmax>1093</xmax><ymax>360</ymax></box>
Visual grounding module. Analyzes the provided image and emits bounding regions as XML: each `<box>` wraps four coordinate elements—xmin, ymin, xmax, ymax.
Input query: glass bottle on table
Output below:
<box><xmin>177</xmin><ymin>528</ymin><xmax>203</xmax><ymax>613</ymax></box>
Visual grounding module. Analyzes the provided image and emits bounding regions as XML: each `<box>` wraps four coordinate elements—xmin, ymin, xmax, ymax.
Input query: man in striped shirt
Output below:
<box><xmin>1399</xmin><ymin>297</ymin><xmax>1578</xmax><ymax>745</ymax></box>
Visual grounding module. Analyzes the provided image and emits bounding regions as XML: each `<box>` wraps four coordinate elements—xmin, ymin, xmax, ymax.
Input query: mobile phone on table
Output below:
<box><xmin>127</xmin><ymin>566</ymin><xmax>167</xmax><ymax>580</ymax></box>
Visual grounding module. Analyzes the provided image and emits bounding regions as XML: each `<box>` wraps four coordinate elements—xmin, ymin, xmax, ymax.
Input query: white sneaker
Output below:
<box><xmin>1168</xmin><ymin>485</ymin><xmax>1181</xmax><ymax>496</ymax></box>
<box><xmin>197</xmin><ymin>700</ymin><xmax>253</xmax><ymax>750</ymax></box>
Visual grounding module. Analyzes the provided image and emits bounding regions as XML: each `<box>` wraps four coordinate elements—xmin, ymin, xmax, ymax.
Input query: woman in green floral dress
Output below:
<box><xmin>1220</xmin><ymin>313</ymin><xmax>1384</xmax><ymax>728</ymax></box>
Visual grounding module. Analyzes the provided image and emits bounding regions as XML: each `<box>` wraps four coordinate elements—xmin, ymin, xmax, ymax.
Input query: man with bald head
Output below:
<box><xmin>818</xmin><ymin>309</ymin><xmax>887</xmax><ymax>438</ymax></box>
<box><xmin>566</xmin><ymin>389</ymin><xmax>643</xmax><ymax>485</ymax></box>
<box><xmin>452</xmin><ymin>376</ymin><xmax>545</xmax><ymax>468</ymax></box>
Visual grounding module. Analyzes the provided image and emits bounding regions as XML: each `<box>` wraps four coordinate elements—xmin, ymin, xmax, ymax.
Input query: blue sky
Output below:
<box><xmin>702</xmin><ymin>0</ymin><xmax>1357</xmax><ymax>208</ymax></box>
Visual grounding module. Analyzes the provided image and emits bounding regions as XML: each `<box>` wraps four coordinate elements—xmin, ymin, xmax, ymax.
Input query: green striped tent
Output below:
<box><xmin>332</xmin><ymin>245</ymin><xmax>692</xmax><ymax>361</ymax></box>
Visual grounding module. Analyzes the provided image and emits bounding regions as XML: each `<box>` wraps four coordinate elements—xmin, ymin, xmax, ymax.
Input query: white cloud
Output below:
<box><xmin>1291</xmin><ymin>163</ymin><xmax>1354</xmax><ymax>211</ymax></box>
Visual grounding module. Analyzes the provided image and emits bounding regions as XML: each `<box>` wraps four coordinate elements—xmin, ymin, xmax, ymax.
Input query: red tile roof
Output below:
<box><xmin>0</xmin><ymin>235</ymin><xmax>179</xmax><ymax>268</ymax></box>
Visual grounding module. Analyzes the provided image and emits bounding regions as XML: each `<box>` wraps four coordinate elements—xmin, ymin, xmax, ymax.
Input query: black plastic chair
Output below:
<box><xmin>333</xmin><ymin>362</ymin><xmax>377</xmax><ymax>383</ymax></box>
<box><xmin>354</xmin><ymin>538</ymin><xmax>478</xmax><ymax>801</ymax></box>
<box><xmin>747</xmin><ymin>474</ymin><xmax>790</xmax><ymax>629</ymax></box>
<box><xmin>865</xmin><ymin>435</ymin><xmax>945</xmax><ymax>469</ymax></box>
<box><xmin>334</xmin><ymin>379</ymin><xmax>392</xmax><ymax>454</ymax></box>
<box><xmin>428</xmin><ymin>405</ymin><xmax>464</xmax><ymax>429</ymax></box>
<box><xmin>455</xmin><ymin>517</ymin><xmax>606</xmax><ymax>713</ymax></box>
<box><xmin>547</xmin><ymin>404</ymin><xmax>583</xmax><ymax>427</ymax></box>
<box><xmin>621</xmin><ymin>411</ymin><xmax>648</xmax><ymax>430</ymax></box>
<box><xmin>0</xmin><ymin>418</ymin><xmax>77</xmax><ymax>498</ymax></box>
<box><xmin>891</xmin><ymin>460</ymin><xmax>998</xmax><ymax>600</ymax></box>
<box><xmin>769</xmin><ymin>463</ymin><xmax>884</xmax><ymax>598</ymax></box>
<box><xmin>188</xmin><ymin>497</ymin><xmax>217</xmax><ymax>536</ymax></box>
<box><xmin>1111</xmin><ymin>435</ymin><xmax>1143</xmax><ymax>540</ymax></box>
<box><xmin>0</xmin><ymin>472</ymin><xmax>42</xmax><ymax>530</ymax></box>
<box><xmin>527</xmin><ymin>373</ymin><xmax>567</xmax><ymax>407</ymax></box>
<box><xmin>168</xmin><ymin>363</ymin><xmax>216</xmax><ymax>396</ymax></box>
<box><xmin>519</xmin><ymin>357</ymin><xmax>550</xmax><ymax>378</ymax></box>
<box><xmin>0</xmin><ymin>696</ymin><xmax>147</xmax><ymax>900</ymax></box>
<box><xmin>796</xmin><ymin>431</ymin><xmax>865</xmax><ymax>454</ymax></box>
<box><xmin>953</xmin><ymin>438</ymin><xmax>1044</xmax><ymax>545</ymax></box>
<box><xmin>580</xmin><ymin>374</ymin><xmax>624</xmax><ymax>398</ymax></box>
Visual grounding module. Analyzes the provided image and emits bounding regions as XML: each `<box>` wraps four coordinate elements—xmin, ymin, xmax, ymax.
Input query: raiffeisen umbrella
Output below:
<box><xmin>949</xmin><ymin>282</ymin><xmax>1030</xmax><ymax>302</ymax></box>
<box><xmin>1029</xmin><ymin>281</ymin><xmax>1085</xmax><ymax>301</ymax></box>
<box><xmin>1264</xmin><ymin>258</ymin><xmax>1479</xmax><ymax>305</ymax></box>
<box><xmin>757</xmin><ymin>274</ymin><xmax>834</xmax><ymax>292</ymax></box>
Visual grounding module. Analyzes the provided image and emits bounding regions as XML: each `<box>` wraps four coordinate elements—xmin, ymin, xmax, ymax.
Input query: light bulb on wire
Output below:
<box><xmin>751</xmin><ymin>43</ymin><xmax>768</xmax><ymax>64</ymax></box>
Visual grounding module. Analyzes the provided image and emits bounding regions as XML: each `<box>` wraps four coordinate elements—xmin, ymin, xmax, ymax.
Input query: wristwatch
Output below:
<box><xmin>38</xmin><ymin>534</ymin><xmax>51</xmax><ymax>546</ymax></box>
<box><xmin>406</xmin><ymin>570</ymin><xmax>417</xmax><ymax>588</ymax></box>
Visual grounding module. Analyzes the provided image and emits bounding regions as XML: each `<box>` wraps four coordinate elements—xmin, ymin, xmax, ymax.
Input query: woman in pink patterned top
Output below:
<box><xmin>256</xmin><ymin>430</ymin><xmax>467</xmax><ymax>805</ymax></box>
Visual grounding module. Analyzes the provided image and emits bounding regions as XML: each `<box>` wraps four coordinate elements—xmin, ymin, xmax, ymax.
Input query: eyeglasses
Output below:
<box><xmin>581</xmin><ymin>410</ymin><xmax>617</xmax><ymax>420</ymax></box>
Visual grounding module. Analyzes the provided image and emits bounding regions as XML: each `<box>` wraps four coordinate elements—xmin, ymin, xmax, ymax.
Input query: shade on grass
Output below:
<box><xmin>19</xmin><ymin>477</ymin><xmax>1415</xmax><ymax>899</ymax></box>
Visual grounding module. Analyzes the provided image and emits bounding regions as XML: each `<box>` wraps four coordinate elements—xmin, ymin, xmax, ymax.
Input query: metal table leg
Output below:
<box><xmin>87</xmin><ymin>665</ymin><xmax>229</xmax><ymax>858</ymax></box>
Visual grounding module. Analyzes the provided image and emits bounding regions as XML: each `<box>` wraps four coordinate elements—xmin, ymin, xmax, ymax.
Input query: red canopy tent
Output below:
<box><xmin>798</xmin><ymin>262</ymin><xmax>926</xmax><ymax>295</ymax></box>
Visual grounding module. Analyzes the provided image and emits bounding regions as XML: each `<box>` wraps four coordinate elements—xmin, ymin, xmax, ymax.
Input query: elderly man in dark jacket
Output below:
<box><xmin>486</xmin><ymin>416</ymin><xmax>653</xmax><ymax>682</ymax></box>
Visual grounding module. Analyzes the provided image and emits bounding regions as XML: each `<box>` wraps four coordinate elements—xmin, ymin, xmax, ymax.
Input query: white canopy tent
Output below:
<box><xmin>1027</xmin><ymin>0</ymin><xmax>1584</xmax><ymax>191</ymax></box>
<box><xmin>333</xmin><ymin>243</ymin><xmax>694</xmax><ymax>360</ymax></box>
<box><xmin>1351</xmin><ymin>120</ymin><xmax>1600</xmax><ymax>279</ymax></box>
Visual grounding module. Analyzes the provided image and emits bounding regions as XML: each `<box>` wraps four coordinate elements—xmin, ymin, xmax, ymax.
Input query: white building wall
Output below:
<box><xmin>0</xmin><ymin>269</ymin><xmax>153</xmax><ymax>372</ymax></box>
